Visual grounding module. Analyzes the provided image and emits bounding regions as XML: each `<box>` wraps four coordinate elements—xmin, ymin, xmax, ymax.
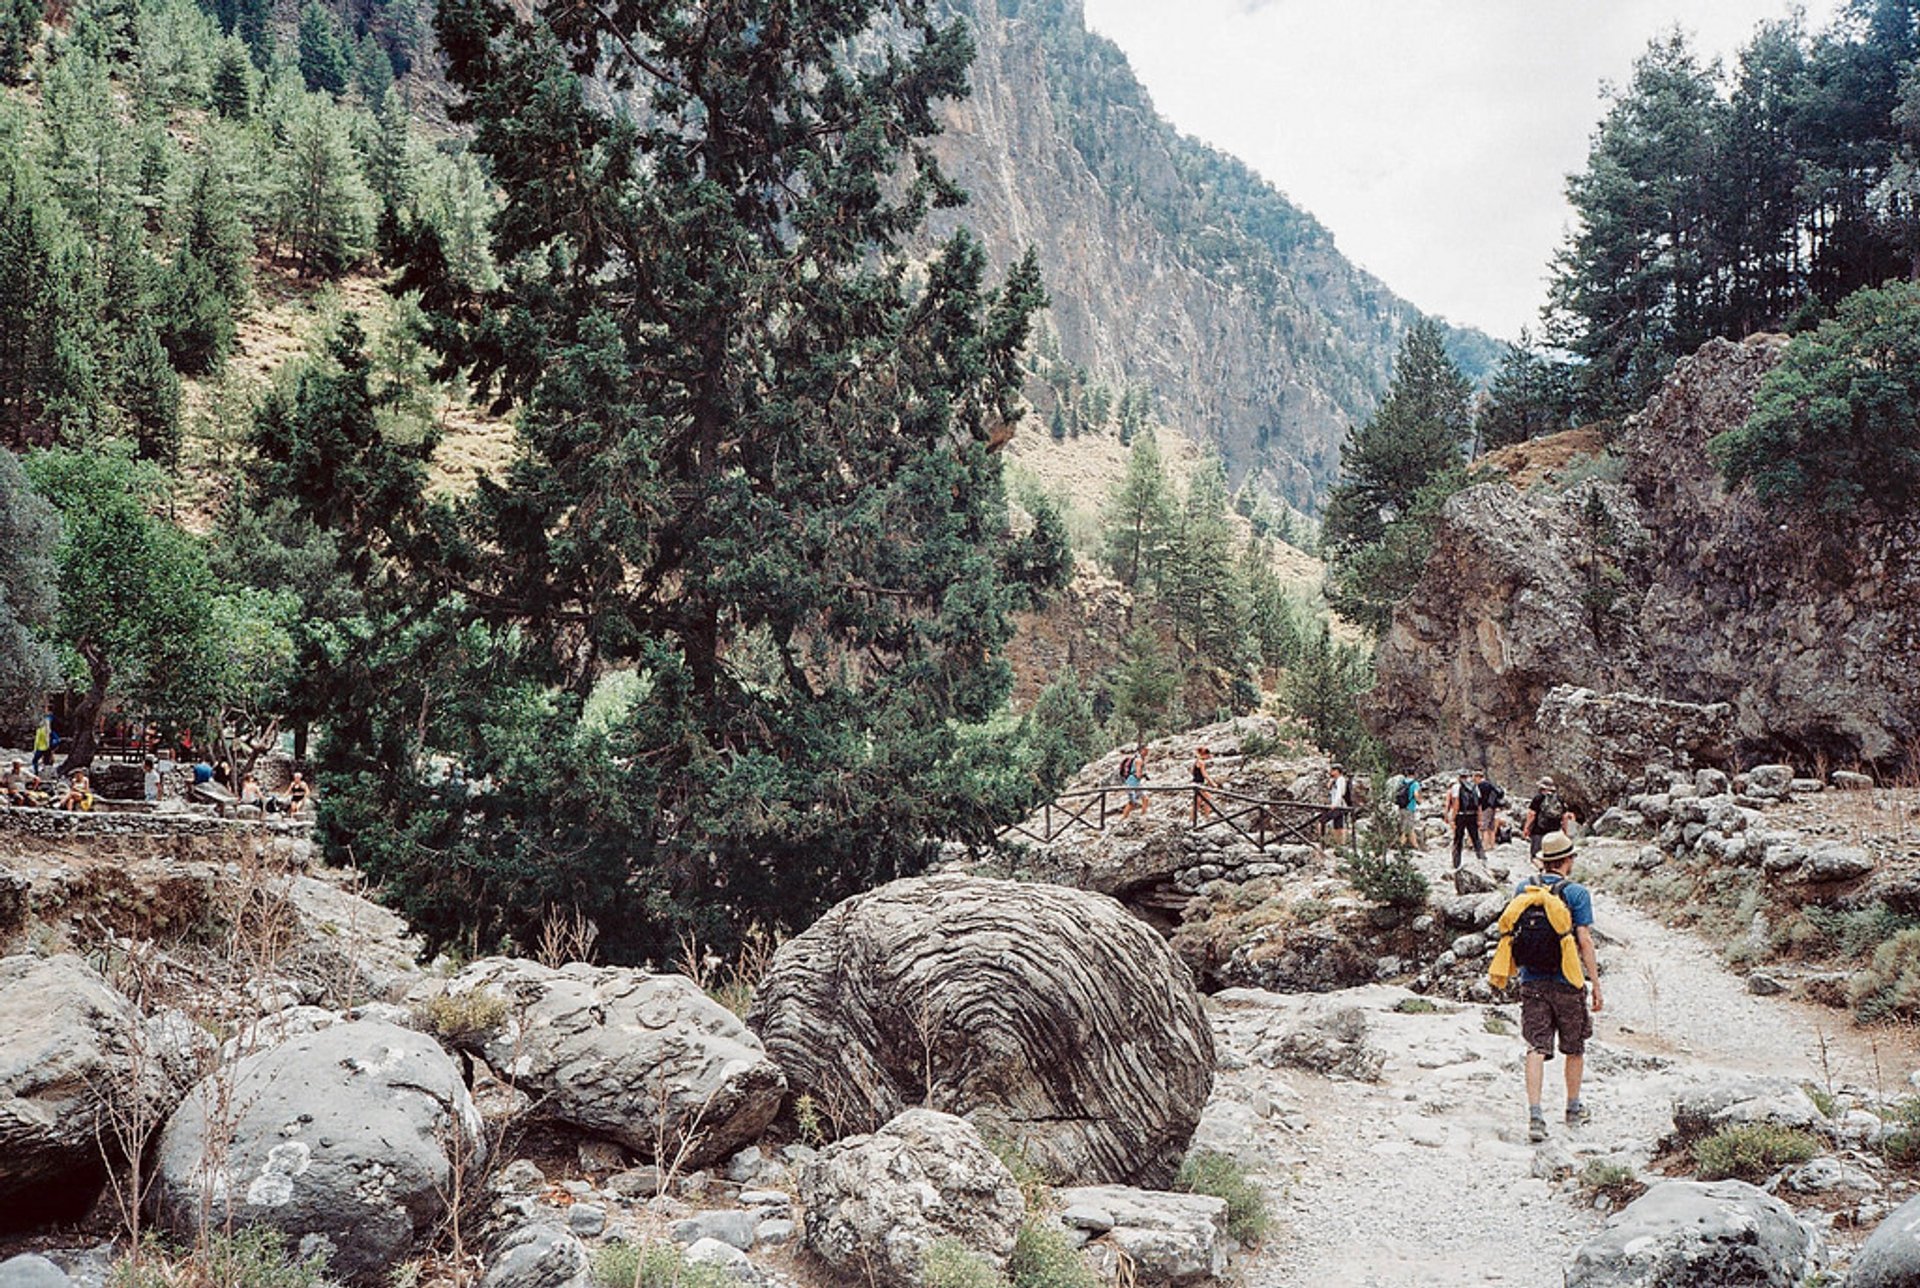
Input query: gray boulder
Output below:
<box><xmin>1832</xmin><ymin>770</ymin><xmax>1875</xmax><ymax>791</ymax></box>
<box><xmin>750</xmin><ymin>875</ymin><xmax>1213</xmax><ymax>1186</ymax></box>
<box><xmin>1804</xmin><ymin>843</ymin><xmax>1874</xmax><ymax>882</ymax></box>
<box><xmin>0</xmin><ymin>954</ymin><xmax>174</xmax><ymax>1228</ymax></box>
<box><xmin>1565</xmin><ymin>1180</ymin><xmax>1823</xmax><ymax>1287</ymax></box>
<box><xmin>1748</xmin><ymin>765</ymin><xmax>1794</xmax><ymax>792</ymax></box>
<box><xmin>481</xmin><ymin>1227</ymin><xmax>591</xmax><ymax>1288</ymax></box>
<box><xmin>1671</xmin><ymin>1078</ymin><xmax>1824</xmax><ymax>1141</ymax></box>
<box><xmin>799</xmin><ymin>1109</ymin><xmax>1024</xmax><ymax>1287</ymax></box>
<box><xmin>152</xmin><ymin>1019</ymin><xmax>484</xmax><ymax>1284</ymax></box>
<box><xmin>0</xmin><ymin>1256</ymin><xmax>73</xmax><ymax>1288</ymax></box>
<box><xmin>1253</xmin><ymin>1007</ymin><xmax>1383</xmax><ymax>1083</ymax></box>
<box><xmin>1848</xmin><ymin>1191</ymin><xmax>1920</xmax><ymax>1287</ymax></box>
<box><xmin>1451</xmin><ymin>862</ymin><xmax>1496</xmax><ymax>895</ymax></box>
<box><xmin>429</xmin><ymin>957</ymin><xmax>784</xmax><ymax>1168</ymax></box>
<box><xmin>1058</xmin><ymin>1186</ymin><xmax>1230</xmax><ymax>1285</ymax></box>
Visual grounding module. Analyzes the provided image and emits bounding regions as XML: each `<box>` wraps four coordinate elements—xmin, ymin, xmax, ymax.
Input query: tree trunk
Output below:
<box><xmin>59</xmin><ymin>643</ymin><xmax>110</xmax><ymax>774</ymax></box>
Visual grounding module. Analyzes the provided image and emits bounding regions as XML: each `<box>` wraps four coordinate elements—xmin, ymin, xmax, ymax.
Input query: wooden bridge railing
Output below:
<box><xmin>997</xmin><ymin>784</ymin><xmax>1330</xmax><ymax>850</ymax></box>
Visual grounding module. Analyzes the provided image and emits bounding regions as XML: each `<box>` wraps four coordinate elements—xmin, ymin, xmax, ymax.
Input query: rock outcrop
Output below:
<box><xmin>0</xmin><ymin>954</ymin><xmax>174</xmax><ymax>1230</ymax></box>
<box><xmin>749</xmin><ymin>874</ymin><xmax>1213</xmax><ymax>1186</ymax></box>
<box><xmin>424</xmin><ymin>958</ymin><xmax>786</xmax><ymax>1169</ymax></box>
<box><xmin>1564</xmin><ymin>1179</ymin><xmax>1823</xmax><ymax>1287</ymax></box>
<box><xmin>799</xmin><ymin>1109</ymin><xmax>1024</xmax><ymax>1288</ymax></box>
<box><xmin>1848</xmin><ymin>1191</ymin><xmax>1920</xmax><ymax>1288</ymax></box>
<box><xmin>1372</xmin><ymin>334</ymin><xmax>1920</xmax><ymax>785</ymax></box>
<box><xmin>152</xmin><ymin>1019</ymin><xmax>484</xmax><ymax>1284</ymax></box>
<box><xmin>1056</xmin><ymin>1186</ymin><xmax>1231</xmax><ymax>1284</ymax></box>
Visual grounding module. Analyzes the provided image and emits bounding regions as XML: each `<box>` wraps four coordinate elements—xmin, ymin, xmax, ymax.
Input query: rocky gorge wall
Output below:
<box><xmin>1371</xmin><ymin>335</ymin><xmax>1920</xmax><ymax>801</ymax></box>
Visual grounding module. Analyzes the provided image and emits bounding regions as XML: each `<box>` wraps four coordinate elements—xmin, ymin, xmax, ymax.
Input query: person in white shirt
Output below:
<box><xmin>1325</xmin><ymin>764</ymin><xmax>1352</xmax><ymax>845</ymax></box>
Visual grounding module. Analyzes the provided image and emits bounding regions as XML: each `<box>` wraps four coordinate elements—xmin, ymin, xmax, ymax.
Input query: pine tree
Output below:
<box><xmin>1159</xmin><ymin>459</ymin><xmax>1241</xmax><ymax>666</ymax></box>
<box><xmin>209</xmin><ymin>35</ymin><xmax>253</xmax><ymax>119</ymax></box>
<box><xmin>296</xmin><ymin>2</ymin><xmax>349</xmax><ymax>95</ymax></box>
<box><xmin>353</xmin><ymin>33</ymin><xmax>392</xmax><ymax>106</ymax></box>
<box><xmin>1110</xmin><ymin>626</ymin><xmax>1177</xmax><ymax>741</ymax></box>
<box><xmin>0</xmin><ymin>451</ymin><xmax>61</xmax><ymax>725</ymax></box>
<box><xmin>116</xmin><ymin>319</ymin><xmax>182</xmax><ymax>463</ymax></box>
<box><xmin>1321</xmin><ymin>319</ymin><xmax>1473</xmax><ymax>634</ymax></box>
<box><xmin>1048</xmin><ymin>403</ymin><xmax>1066</xmax><ymax>441</ymax></box>
<box><xmin>180</xmin><ymin>157</ymin><xmax>251</xmax><ymax>304</ymax></box>
<box><xmin>362</xmin><ymin>87</ymin><xmax>415</xmax><ymax>211</ymax></box>
<box><xmin>39</xmin><ymin>49</ymin><xmax>135</xmax><ymax>259</ymax></box>
<box><xmin>314</xmin><ymin>0</ymin><xmax>1062</xmax><ymax>962</ymax></box>
<box><xmin>158</xmin><ymin>248</ymin><xmax>235</xmax><ymax>374</ymax></box>
<box><xmin>270</xmin><ymin>97</ymin><xmax>374</xmax><ymax>277</ymax></box>
<box><xmin>0</xmin><ymin>0</ymin><xmax>40</xmax><ymax>83</ymax></box>
<box><xmin>1101</xmin><ymin>430</ymin><xmax>1174</xmax><ymax>590</ymax></box>
<box><xmin>0</xmin><ymin>157</ymin><xmax>100</xmax><ymax>448</ymax></box>
<box><xmin>1475</xmin><ymin>333</ymin><xmax>1576</xmax><ymax>449</ymax></box>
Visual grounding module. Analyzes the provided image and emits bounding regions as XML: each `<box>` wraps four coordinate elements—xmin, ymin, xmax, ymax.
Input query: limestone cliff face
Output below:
<box><xmin>1370</xmin><ymin>335</ymin><xmax>1920</xmax><ymax>791</ymax></box>
<box><xmin>926</xmin><ymin>0</ymin><xmax>1496</xmax><ymax>508</ymax></box>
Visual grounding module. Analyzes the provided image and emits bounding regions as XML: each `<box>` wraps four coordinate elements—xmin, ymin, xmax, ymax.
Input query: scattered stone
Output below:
<box><xmin>1789</xmin><ymin>778</ymin><xmax>1825</xmax><ymax>794</ymax></box>
<box><xmin>606</xmin><ymin>1167</ymin><xmax>662</xmax><ymax>1199</ymax></box>
<box><xmin>751</xmin><ymin>875</ymin><xmax>1212</xmax><ymax>1186</ymax></box>
<box><xmin>1748</xmin><ymin>765</ymin><xmax>1794</xmax><ymax>792</ymax></box>
<box><xmin>576</xmin><ymin>1140</ymin><xmax>625</xmax><ymax>1175</ymax></box>
<box><xmin>0</xmin><ymin>1256</ymin><xmax>73</xmax><ymax>1288</ymax></box>
<box><xmin>481</xmin><ymin>1227</ymin><xmax>591</xmax><ymax>1288</ymax></box>
<box><xmin>799</xmin><ymin>1109</ymin><xmax>1024</xmax><ymax>1286</ymax></box>
<box><xmin>1747</xmin><ymin>972</ymin><xmax>1786</xmax><ymax>997</ymax></box>
<box><xmin>1565</xmin><ymin>1180</ymin><xmax>1823</xmax><ymax>1287</ymax></box>
<box><xmin>1254</xmin><ymin>1007</ymin><xmax>1384</xmax><ymax>1083</ymax></box>
<box><xmin>724</xmin><ymin>1146</ymin><xmax>771</xmax><ymax>1184</ymax></box>
<box><xmin>753</xmin><ymin>1218</ymin><xmax>795</xmax><ymax>1247</ymax></box>
<box><xmin>1671</xmin><ymin>1078</ymin><xmax>1824</xmax><ymax>1141</ymax></box>
<box><xmin>1805</xmin><ymin>843</ymin><xmax>1875</xmax><ymax>882</ymax></box>
<box><xmin>1531</xmin><ymin>1140</ymin><xmax>1578</xmax><ymax>1180</ymax></box>
<box><xmin>669</xmin><ymin>1210</ymin><xmax>758</xmax><ymax>1251</ymax></box>
<box><xmin>424</xmin><ymin>958</ymin><xmax>785</xmax><ymax>1169</ymax></box>
<box><xmin>680</xmin><ymin>1238</ymin><xmax>756</xmax><ymax>1282</ymax></box>
<box><xmin>1452</xmin><ymin>863</ymin><xmax>1497</xmax><ymax>895</ymax></box>
<box><xmin>565</xmin><ymin>1204</ymin><xmax>606</xmax><ymax>1238</ymax></box>
<box><xmin>1059</xmin><ymin>1186</ymin><xmax>1230</xmax><ymax>1285</ymax></box>
<box><xmin>737</xmin><ymin>1189</ymin><xmax>790</xmax><ymax>1212</ymax></box>
<box><xmin>151</xmin><ymin>1020</ymin><xmax>484</xmax><ymax>1285</ymax></box>
<box><xmin>1848</xmin><ymin>1191</ymin><xmax>1920</xmax><ymax>1287</ymax></box>
<box><xmin>1784</xmin><ymin>1157</ymin><xmax>1879</xmax><ymax>1195</ymax></box>
<box><xmin>1832</xmin><ymin>771</ymin><xmax>1875</xmax><ymax>791</ymax></box>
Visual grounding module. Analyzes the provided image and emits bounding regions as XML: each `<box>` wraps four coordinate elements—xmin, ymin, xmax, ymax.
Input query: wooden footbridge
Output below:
<box><xmin>997</xmin><ymin>784</ymin><xmax>1332</xmax><ymax>850</ymax></box>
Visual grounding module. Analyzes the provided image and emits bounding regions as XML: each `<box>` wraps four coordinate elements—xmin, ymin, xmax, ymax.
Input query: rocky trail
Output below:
<box><xmin>1222</xmin><ymin>832</ymin><xmax>1912</xmax><ymax>1287</ymax></box>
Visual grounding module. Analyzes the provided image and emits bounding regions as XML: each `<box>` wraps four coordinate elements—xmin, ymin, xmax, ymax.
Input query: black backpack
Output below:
<box><xmin>1512</xmin><ymin>876</ymin><xmax>1570</xmax><ymax>973</ymax></box>
<box><xmin>1394</xmin><ymin>779</ymin><xmax>1413</xmax><ymax>808</ymax></box>
<box><xmin>1480</xmin><ymin>782</ymin><xmax>1506</xmax><ymax>809</ymax></box>
<box><xmin>1538</xmin><ymin>791</ymin><xmax>1566</xmax><ymax>828</ymax></box>
<box><xmin>1117</xmin><ymin>755</ymin><xmax>1136</xmax><ymax>783</ymax></box>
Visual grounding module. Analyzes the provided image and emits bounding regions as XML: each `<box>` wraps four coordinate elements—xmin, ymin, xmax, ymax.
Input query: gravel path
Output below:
<box><xmin>1228</xmin><ymin>833</ymin><xmax>1907</xmax><ymax>1288</ymax></box>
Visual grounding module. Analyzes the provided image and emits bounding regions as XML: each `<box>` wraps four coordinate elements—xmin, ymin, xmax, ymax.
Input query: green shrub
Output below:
<box><xmin>1483</xmin><ymin>1013</ymin><xmax>1512</xmax><ymax>1036</ymax></box>
<box><xmin>985</xmin><ymin>1135</ymin><xmax>1053</xmax><ymax>1211</ymax></box>
<box><xmin>1393</xmin><ymin>997</ymin><xmax>1440</xmax><ymax>1014</ymax></box>
<box><xmin>1173</xmin><ymin>1150</ymin><xmax>1271</xmax><ymax>1245</ymax></box>
<box><xmin>923</xmin><ymin>1239</ymin><xmax>1008</xmax><ymax>1288</ymax></box>
<box><xmin>109</xmin><ymin>1231</ymin><xmax>330</xmax><ymax>1288</ymax></box>
<box><xmin>589</xmin><ymin>1243</ymin><xmax>735</xmax><ymax>1288</ymax></box>
<box><xmin>1006</xmin><ymin>1221</ymin><xmax>1098</xmax><ymax>1288</ymax></box>
<box><xmin>1339</xmin><ymin>848</ymin><xmax>1429</xmax><ymax>909</ymax></box>
<box><xmin>1291</xmin><ymin>897</ymin><xmax>1331</xmax><ymax>925</ymax></box>
<box><xmin>412</xmin><ymin>990</ymin><xmax>511</xmax><ymax>1045</ymax></box>
<box><xmin>1578</xmin><ymin>1159</ymin><xmax>1643</xmax><ymax>1201</ymax></box>
<box><xmin>1849</xmin><ymin>927</ymin><xmax>1920</xmax><ymax>1022</ymax></box>
<box><xmin>1803</xmin><ymin>1084</ymin><xmax>1838</xmax><ymax>1119</ymax></box>
<box><xmin>1805</xmin><ymin>902</ymin><xmax>1920</xmax><ymax>961</ymax></box>
<box><xmin>1691</xmin><ymin>1125</ymin><xmax>1819</xmax><ymax>1182</ymax></box>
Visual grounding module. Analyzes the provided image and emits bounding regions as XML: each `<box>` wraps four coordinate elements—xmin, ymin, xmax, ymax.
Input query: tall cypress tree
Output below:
<box><xmin>0</xmin><ymin>0</ymin><xmax>40</xmax><ymax>83</ymax></box>
<box><xmin>1101</xmin><ymin>429</ymin><xmax>1175</xmax><ymax>590</ymax></box>
<box><xmin>285</xmin><ymin>0</ymin><xmax>1062</xmax><ymax>962</ymax></box>
<box><xmin>0</xmin><ymin>157</ymin><xmax>99</xmax><ymax>447</ymax></box>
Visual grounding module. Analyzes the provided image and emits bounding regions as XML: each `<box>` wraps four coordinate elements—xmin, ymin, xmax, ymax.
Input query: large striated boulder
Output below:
<box><xmin>799</xmin><ymin>1109</ymin><xmax>1024</xmax><ymax>1287</ymax></box>
<box><xmin>428</xmin><ymin>958</ymin><xmax>784</xmax><ymax>1169</ymax></box>
<box><xmin>1533</xmin><ymin>687</ymin><xmax>1734</xmax><ymax>813</ymax></box>
<box><xmin>0</xmin><ymin>954</ymin><xmax>174</xmax><ymax>1231</ymax></box>
<box><xmin>1565</xmin><ymin>1179</ymin><xmax>1823</xmax><ymax>1287</ymax></box>
<box><xmin>749</xmin><ymin>874</ymin><xmax>1213</xmax><ymax>1186</ymax></box>
<box><xmin>1848</xmin><ymin>1191</ymin><xmax>1920</xmax><ymax>1288</ymax></box>
<box><xmin>152</xmin><ymin>1020</ymin><xmax>484</xmax><ymax>1284</ymax></box>
<box><xmin>1373</xmin><ymin>333</ymin><xmax>1920</xmax><ymax>781</ymax></box>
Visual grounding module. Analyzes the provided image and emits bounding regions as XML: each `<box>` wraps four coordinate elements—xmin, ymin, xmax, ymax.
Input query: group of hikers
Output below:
<box><xmin>5</xmin><ymin>715</ymin><xmax>312</xmax><ymax>816</ymax></box>
<box><xmin>1111</xmin><ymin>745</ymin><xmax>1601</xmax><ymax>1143</ymax></box>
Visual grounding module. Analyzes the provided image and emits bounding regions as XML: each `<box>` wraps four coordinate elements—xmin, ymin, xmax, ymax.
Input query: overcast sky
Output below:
<box><xmin>1078</xmin><ymin>0</ymin><xmax>1848</xmax><ymax>341</ymax></box>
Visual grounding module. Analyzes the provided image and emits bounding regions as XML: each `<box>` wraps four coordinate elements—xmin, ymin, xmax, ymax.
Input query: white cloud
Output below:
<box><xmin>1079</xmin><ymin>0</ymin><xmax>1847</xmax><ymax>339</ymax></box>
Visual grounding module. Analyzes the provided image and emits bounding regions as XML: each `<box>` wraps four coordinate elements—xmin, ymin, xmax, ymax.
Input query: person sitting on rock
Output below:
<box><xmin>1446</xmin><ymin>771</ymin><xmax>1485</xmax><ymax>870</ymax></box>
<box><xmin>56</xmin><ymin>770</ymin><xmax>93</xmax><ymax>812</ymax></box>
<box><xmin>3</xmin><ymin>760</ymin><xmax>42</xmax><ymax>806</ymax></box>
<box><xmin>239</xmin><ymin>773</ymin><xmax>262</xmax><ymax>806</ymax></box>
<box><xmin>1489</xmin><ymin>830</ymin><xmax>1602</xmax><ymax>1142</ymax></box>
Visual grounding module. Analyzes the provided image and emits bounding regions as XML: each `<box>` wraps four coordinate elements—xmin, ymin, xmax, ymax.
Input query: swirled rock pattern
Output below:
<box><xmin>747</xmin><ymin>874</ymin><xmax>1213</xmax><ymax>1186</ymax></box>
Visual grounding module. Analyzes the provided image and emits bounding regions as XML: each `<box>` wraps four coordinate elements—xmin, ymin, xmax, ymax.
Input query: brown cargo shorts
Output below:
<box><xmin>1520</xmin><ymin>980</ymin><xmax>1592</xmax><ymax>1059</ymax></box>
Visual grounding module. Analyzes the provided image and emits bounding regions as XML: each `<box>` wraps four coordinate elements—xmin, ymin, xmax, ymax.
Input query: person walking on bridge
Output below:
<box><xmin>1118</xmin><ymin>743</ymin><xmax>1150</xmax><ymax>821</ymax></box>
<box><xmin>1191</xmin><ymin>745</ymin><xmax>1217</xmax><ymax>819</ymax></box>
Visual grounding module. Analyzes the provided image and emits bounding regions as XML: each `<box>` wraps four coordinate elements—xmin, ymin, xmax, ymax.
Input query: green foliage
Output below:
<box><xmin>1174</xmin><ymin>1150</ymin><xmax>1271</xmax><ymax>1245</ymax></box>
<box><xmin>1848</xmin><ymin>927</ymin><xmax>1920</xmax><ymax>1022</ymax></box>
<box><xmin>1713</xmin><ymin>281</ymin><xmax>1920</xmax><ymax>515</ymax></box>
<box><xmin>1108</xmin><ymin>626</ymin><xmax>1177</xmax><ymax>741</ymax></box>
<box><xmin>1393</xmin><ymin>996</ymin><xmax>1439</xmax><ymax>1014</ymax></box>
<box><xmin>296</xmin><ymin>1</ymin><xmax>349</xmax><ymax>95</ymax></box>
<box><xmin>0</xmin><ymin>452</ymin><xmax>62</xmax><ymax>725</ymax></box>
<box><xmin>1483</xmin><ymin>1012</ymin><xmax>1512</xmax><ymax>1035</ymax></box>
<box><xmin>1340</xmin><ymin>844</ymin><xmax>1430</xmax><ymax>909</ymax></box>
<box><xmin>1321</xmin><ymin>320</ymin><xmax>1474</xmax><ymax>634</ymax></box>
<box><xmin>0</xmin><ymin>0</ymin><xmax>40</xmax><ymax>83</ymax></box>
<box><xmin>1281</xmin><ymin>622</ymin><xmax>1381</xmax><ymax>769</ymax></box>
<box><xmin>1691</xmin><ymin>1124</ymin><xmax>1819</xmax><ymax>1181</ymax></box>
<box><xmin>1801</xmin><ymin>901</ymin><xmax>1920</xmax><ymax>961</ymax></box>
<box><xmin>1476</xmin><ymin>333</ymin><xmax>1578</xmax><ymax>449</ymax></box>
<box><xmin>411</xmin><ymin>989</ymin><xmax>510</xmax><ymax>1045</ymax></box>
<box><xmin>588</xmin><ymin>1242</ymin><xmax>733</xmax><ymax>1288</ymax></box>
<box><xmin>209</xmin><ymin>34</ymin><xmax>253</xmax><ymax>118</ymax></box>
<box><xmin>1100</xmin><ymin>431</ymin><xmax>1174</xmax><ymax>588</ymax></box>
<box><xmin>0</xmin><ymin>153</ymin><xmax>101</xmax><ymax>448</ymax></box>
<box><xmin>922</xmin><ymin>1241</ymin><xmax>1007</xmax><ymax>1288</ymax></box>
<box><xmin>109</xmin><ymin>1229</ymin><xmax>331</xmax><ymax>1288</ymax></box>
<box><xmin>1006</xmin><ymin>1221</ymin><xmax>1099</xmax><ymax>1288</ymax></box>
<box><xmin>115</xmin><ymin>320</ymin><xmax>182</xmax><ymax>463</ymax></box>
<box><xmin>1578</xmin><ymin>1160</ymin><xmax>1643</xmax><ymax>1201</ymax></box>
<box><xmin>269</xmin><ymin>96</ymin><xmax>375</xmax><ymax>278</ymax></box>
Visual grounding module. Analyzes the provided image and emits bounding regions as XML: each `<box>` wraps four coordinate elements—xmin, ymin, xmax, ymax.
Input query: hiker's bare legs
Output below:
<box><xmin>1564</xmin><ymin>1054</ymin><xmax>1584</xmax><ymax>1105</ymax></box>
<box><xmin>1525</xmin><ymin>1050</ymin><xmax>1545</xmax><ymax>1107</ymax></box>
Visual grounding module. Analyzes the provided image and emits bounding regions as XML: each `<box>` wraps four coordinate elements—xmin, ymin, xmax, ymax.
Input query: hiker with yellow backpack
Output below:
<box><xmin>1488</xmin><ymin>831</ymin><xmax>1603</xmax><ymax>1143</ymax></box>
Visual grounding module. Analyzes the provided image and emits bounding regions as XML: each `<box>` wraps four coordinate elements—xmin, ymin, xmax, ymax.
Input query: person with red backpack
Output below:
<box><xmin>1488</xmin><ymin>831</ymin><xmax>1603</xmax><ymax>1143</ymax></box>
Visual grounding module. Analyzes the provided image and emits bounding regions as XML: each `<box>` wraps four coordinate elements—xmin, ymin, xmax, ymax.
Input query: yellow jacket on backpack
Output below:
<box><xmin>1487</xmin><ymin>883</ymin><xmax>1586</xmax><ymax>991</ymax></box>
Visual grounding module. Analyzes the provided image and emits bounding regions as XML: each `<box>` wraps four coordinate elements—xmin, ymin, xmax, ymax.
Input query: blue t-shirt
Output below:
<box><xmin>1514</xmin><ymin>875</ymin><xmax>1593</xmax><ymax>985</ymax></box>
<box><xmin>1402</xmin><ymin>778</ymin><xmax>1420</xmax><ymax>810</ymax></box>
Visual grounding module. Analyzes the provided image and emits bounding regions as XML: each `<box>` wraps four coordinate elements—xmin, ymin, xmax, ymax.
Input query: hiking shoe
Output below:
<box><xmin>1565</xmin><ymin>1103</ymin><xmax>1591</xmax><ymax>1129</ymax></box>
<box><xmin>1528</xmin><ymin>1116</ymin><xmax>1549</xmax><ymax>1143</ymax></box>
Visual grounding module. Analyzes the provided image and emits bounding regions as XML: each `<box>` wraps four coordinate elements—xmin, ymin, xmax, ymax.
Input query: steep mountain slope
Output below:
<box><xmin>926</xmin><ymin>0</ymin><xmax>1498</xmax><ymax>510</ymax></box>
